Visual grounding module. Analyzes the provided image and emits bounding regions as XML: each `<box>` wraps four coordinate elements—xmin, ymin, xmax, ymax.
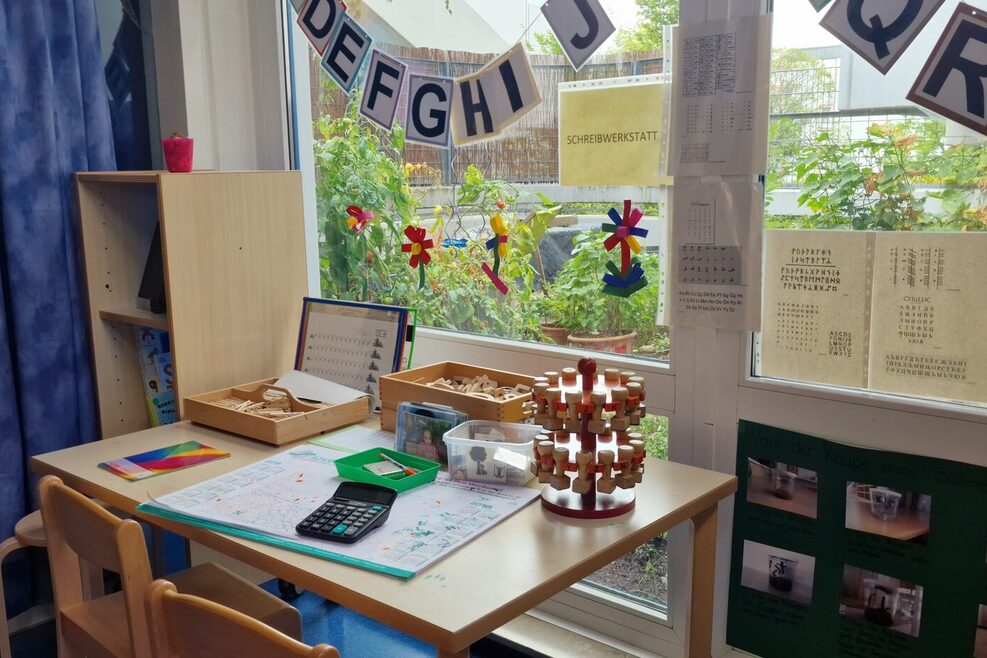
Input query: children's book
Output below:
<box><xmin>99</xmin><ymin>441</ymin><xmax>229</xmax><ymax>481</ymax></box>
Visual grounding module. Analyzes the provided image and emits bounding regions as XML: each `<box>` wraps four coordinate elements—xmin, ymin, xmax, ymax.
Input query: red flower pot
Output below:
<box><xmin>162</xmin><ymin>137</ymin><xmax>194</xmax><ymax>173</ymax></box>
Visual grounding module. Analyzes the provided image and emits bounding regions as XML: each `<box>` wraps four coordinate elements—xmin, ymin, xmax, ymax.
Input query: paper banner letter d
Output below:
<box><xmin>297</xmin><ymin>0</ymin><xmax>344</xmax><ymax>55</ymax></box>
<box><xmin>541</xmin><ymin>0</ymin><xmax>616</xmax><ymax>71</ymax></box>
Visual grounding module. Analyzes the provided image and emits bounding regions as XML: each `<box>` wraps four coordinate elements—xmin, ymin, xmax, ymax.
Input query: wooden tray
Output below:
<box><xmin>184</xmin><ymin>378</ymin><xmax>372</xmax><ymax>445</ymax></box>
<box><xmin>379</xmin><ymin>362</ymin><xmax>533</xmax><ymax>432</ymax></box>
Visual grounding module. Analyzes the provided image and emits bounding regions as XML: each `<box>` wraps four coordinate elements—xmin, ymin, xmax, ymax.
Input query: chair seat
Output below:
<box><xmin>61</xmin><ymin>591</ymin><xmax>132</xmax><ymax>658</ymax></box>
<box><xmin>169</xmin><ymin>562</ymin><xmax>302</xmax><ymax>641</ymax></box>
<box><xmin>13</xmin><ymin>510</ymin><xmax>46</xmax><ymax>548</ymax></box>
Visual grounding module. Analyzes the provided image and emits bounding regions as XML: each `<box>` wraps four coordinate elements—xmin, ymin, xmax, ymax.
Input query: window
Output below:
<box><xmin>286</xmin><ymin>0</ymin><xmax>681</xmax><ymax>649</ymax></box>
<box><xmin>757</xmin><ymin>0</ymin><xmax>987</xmax><ymax>410</ymax></box>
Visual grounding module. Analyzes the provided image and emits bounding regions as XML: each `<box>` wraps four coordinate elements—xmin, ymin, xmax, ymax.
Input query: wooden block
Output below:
<box><xmin>536</xmin><ymin>440</ymin><xmax>555</xmax><ymax>484</ymax></box>
<box><xmin>597</xmin><ymin>450</ymin><xmax>616</xmax><ymax>494</ymax></box>
<box><xmin>561</xmin><ymin>367</ymin><xmax>577</xmax><ymax>384</ymax></box>
<box><xmin>610</xmin><ymin>387</ymin><xmax>629</xmax><ymax>432</ymax></box>
<box><xmin>587</xmin><ymin>392</ymin><xmax>607</xmax><ymax>435</ymax></box>
<box><xmin>603</xmin><ymin>368</ymin><xmax>620</xmax><ymax>383</ymax></box>
<box><xmin>550</xmin><ymin>447</ymin><xmax>571</xmax><ymax>491</ymax></box>
<box><xmin>571</xmin><ymin>450</ymin><xmax>594</xmax><ymax>495</ymax></box>
<box><xmin>616</xmin><ymin>445</ymin><xmax>635</xmax><ymax>489</ymax></box>
<box><xmin>563</xmin><ymin>391</ymin><xmax>581</xmax><ymax>433</ymax></box>
<box><xmin>629</xmin><ymin>439</ymin><xmax>645</xmax><ymax>484</ymax></box>
<box><xmin>541</xmin><ymin>388</ymin><xmax>563</xmax><ymax>431</ymax></box>
<box><xmin>620</xmin><ymin>371</ymin><xmax>635</xmax><ymax>385</ymax></box>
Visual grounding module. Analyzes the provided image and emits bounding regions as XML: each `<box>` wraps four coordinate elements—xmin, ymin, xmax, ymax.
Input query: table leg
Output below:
<box><xmin>436</xmin><ymin>647</ymin><xmax>469</xmax><ymax>658</ymax></box>
<box><xmin>686</xmin><ymin>505</ymin><xmax>717</xmax><ymax>658</ymax></box>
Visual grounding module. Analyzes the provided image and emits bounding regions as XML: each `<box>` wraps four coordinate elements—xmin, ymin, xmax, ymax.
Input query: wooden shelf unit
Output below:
<box><xmin>77</xmin><ymin>171</ymin><xmax>308</xmax><ymax>438</ymax></box>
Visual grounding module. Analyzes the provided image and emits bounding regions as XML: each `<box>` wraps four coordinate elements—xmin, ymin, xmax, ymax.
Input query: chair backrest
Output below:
<box><xmin>38</xmin><ymin>475</ymin><xmax>155</xmax><ymax>658</ymax></box>
<box><xmin>146</xmin><ymin>580</ymin><xmax>339</xmax><ymax>658</ymax></box>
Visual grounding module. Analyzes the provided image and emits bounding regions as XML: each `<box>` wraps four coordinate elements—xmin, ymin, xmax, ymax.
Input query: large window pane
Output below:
<box><xmin>758</xmin><ymin>0</ymin><xmax>987</xmax><ymax>408</ymax></box>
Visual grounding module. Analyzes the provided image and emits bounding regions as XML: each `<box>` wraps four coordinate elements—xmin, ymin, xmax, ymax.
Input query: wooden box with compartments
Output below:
<box><xmin>184</xmin><ymin>378</ymin><xmax>372</xmax><ymax>445</ymax></box>
<box><xmin>379</xmin><ymin>362</ymin><xmax>534</xmax><ymax>432</ymax></box>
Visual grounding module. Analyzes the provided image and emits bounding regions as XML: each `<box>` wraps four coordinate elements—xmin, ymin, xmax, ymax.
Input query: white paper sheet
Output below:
<box><xmin>144</xmin><ymin>444</ymin><xmax>540</xmax><ymax>578</ymax></box>
<box><xmin>669</xmin><ymin>15</ymin><xmax>771</xmax><ymax>177</ymax></box>
<box><xmin>274</xmin><ymin>370</ymin><xmax>367</xmax><ymax>405</ymax></box>
<box><xmin>664</xmin><ymin>177</ymin><xmax>763</xmax><ymax>330</ymax></box>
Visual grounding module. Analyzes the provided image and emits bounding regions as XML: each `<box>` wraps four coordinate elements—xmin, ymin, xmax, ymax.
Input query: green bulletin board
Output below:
<box><xmin>728</xmin><ymin>421</ymin><xmax>987</xmax><ymax>658</ymax></box>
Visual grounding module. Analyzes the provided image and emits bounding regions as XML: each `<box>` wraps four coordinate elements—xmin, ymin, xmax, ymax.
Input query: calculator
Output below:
<box><xmin>295</xmin><ymin>481</ymin><xmax>398</xmax><ymax>544</ymax></box>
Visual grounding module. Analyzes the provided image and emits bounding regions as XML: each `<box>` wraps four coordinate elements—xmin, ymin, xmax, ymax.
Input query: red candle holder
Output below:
<box><xmin>162</xmin><ymin>136</ymin><xmax>194</xmax><ymax>173</ymax></box>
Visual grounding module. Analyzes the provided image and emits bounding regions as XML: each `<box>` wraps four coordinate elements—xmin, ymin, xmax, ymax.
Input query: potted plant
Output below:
<box><xmin>543</xmin><ymin>229</ymin><xmax>661</xmax><ymax>355</ymax></box>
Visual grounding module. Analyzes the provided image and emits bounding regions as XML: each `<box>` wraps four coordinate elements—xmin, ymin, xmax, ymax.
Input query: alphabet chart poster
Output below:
<box><xmin>295</xmin><ymin>299</ymin><xmax>412</xmax><ymax>410</ymax></box>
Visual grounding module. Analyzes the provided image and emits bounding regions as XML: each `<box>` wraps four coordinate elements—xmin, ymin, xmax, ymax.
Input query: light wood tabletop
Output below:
<box><xmin>31</xmin><ymin>420</ymin><xmax>736</xmax><ymax>658</ymax></box>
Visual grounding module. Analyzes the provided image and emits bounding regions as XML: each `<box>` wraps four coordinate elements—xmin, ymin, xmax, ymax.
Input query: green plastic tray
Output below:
<box><xmin>334</xmin><ymin>448</ymin><xmax>439</xmax><ymax>492</ymax></box>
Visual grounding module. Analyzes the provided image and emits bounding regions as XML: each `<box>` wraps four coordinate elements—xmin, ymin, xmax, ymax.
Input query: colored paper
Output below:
<box><xmin>908</xmin><ymin>3</ymin><xmax>987</xmax><ymax>137</ymax></box>
<box><xmin>99</xmin><ymin>441</ymin><xmax>229</xmax><ymax>481</ymax></box>
<box><xmin>451</xmin><ymin>43</ymin><xmax>542</xmax><ymax>145</ymax></box>
<box><xmin>320</xmin><ymin>14</ymin><xmax>372</xmax><ymax>92</ymax></box>
<box><xmin>558</xmin><ymin>77</ymin><xmax>671</xmax><ymax>187</ymax></box>
<box><xmin>360</xmin><ymin>50</ymin><xmax>407</xmax><ymax>131</ymax></box>
<box><xmin>405</xmin><ymin>74</ymin><xmax>453</xmax><ymax>148</ymax></box>
<box><xmin>540</xmin><ymin>0</ymin><xmax>616</xmax><ymax>71</ymax></box>
<box><xmin>820</xmin><ymin>0</ymin><xmax>945</xmax><ymax>75</ymax></box>
<box><xmin>728</xmin><ymin>421</ymin><xmax>987</xmax><ymax>658</ymax></box>
<box><xmin>296</xmin><ymin>0</ymin><xmax>345</xmax><ymax>55</ymax></box>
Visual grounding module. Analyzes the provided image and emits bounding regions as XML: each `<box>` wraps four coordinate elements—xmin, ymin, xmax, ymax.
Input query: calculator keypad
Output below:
<box><xmin>296</xmin><ymin>498</ymin><xmax>388</xmax><ymax>543</ymax></box>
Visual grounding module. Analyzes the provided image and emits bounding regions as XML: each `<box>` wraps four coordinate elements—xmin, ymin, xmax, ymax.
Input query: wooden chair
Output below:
<box><xmin>0</xmin><ymin>511</ymin><xmax>46</xmax><ymax>658</ymax></box>
<box><xmin>147</xmin><ymin>580</ymin><xmax>339</xmax><ymax>658</ymax></box>
<box><xmin>39</xmin><ymin>475</ymin><xmax>301</xmax><ymax>658</ymax></box>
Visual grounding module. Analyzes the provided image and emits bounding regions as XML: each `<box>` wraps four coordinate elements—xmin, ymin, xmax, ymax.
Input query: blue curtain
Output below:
<box><xmin>0</xmin><ymin>0</ymin><xmax>115</xmax><ymax>615</ymax></box>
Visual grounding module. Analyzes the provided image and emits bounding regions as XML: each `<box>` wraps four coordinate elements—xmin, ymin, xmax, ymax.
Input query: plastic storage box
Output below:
<box><xmin>443</xmin><ymin>421</ymin><xmax>541</xmax><ymax>486</ymax></box>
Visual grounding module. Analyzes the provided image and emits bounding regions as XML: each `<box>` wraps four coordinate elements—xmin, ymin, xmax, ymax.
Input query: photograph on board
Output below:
<box><xmin>839</xmin><ymin>565</ymin><xmax>923</xmax><ymax>638</ymax></box>
<box><xmin>845</xmin><ymin>483</ymin><xmax>931</xmax><ymax>544</ymax></box>
<box><xmin>976</xmin><ymin>605</ymin><xmax>987</xmax><ymax>658</ymax></box>
<box><xmin>746</xmin><ymin>458</ymin><xmax>818</xmax><ymax>519</ymax></box>
<box><xmin>740</xmin><ymin>540</ymin><xmax>815</xmax><ymax>606</ymax></box>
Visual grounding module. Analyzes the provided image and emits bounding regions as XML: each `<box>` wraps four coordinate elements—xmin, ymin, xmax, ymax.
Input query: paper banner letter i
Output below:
<box><xmin>297</xmin><ymin>0</ymin><xmax>345</xmax><ymax>55</ymax></box>
<box><xmin>346</xmin><ymin>205</ymin><xmax>372</xmax><ymax>233</ymax></box>
<box><xmin>541</xmin><ymin>0</ymin><xmax>616</xmax><ymax>71</ymax></box>
<box><xmin>402</xmin><ymin>226</ymin><xmax>434</xmax><ymax>290</ymax></box>
<box><xmin>361</xmin><ymin>50</ymin><xmax>407</xmax><ymax>131</ymax></box>
<box><xmin>602</xmin><ymin>200</ymin><xmax>649</xmax><ymax>298</ymax></box>
<box><xmin>482</xmin><ymin>214</ymin><xmax>510</xmax><ymax>295</ymax></box>
<box><xmin>321</xmin><ymin>13</ymin><xmax>372</xmax><ymax>92</ymax></box>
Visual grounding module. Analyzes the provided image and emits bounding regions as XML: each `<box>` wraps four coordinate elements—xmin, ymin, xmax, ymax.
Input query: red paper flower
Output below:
<box><xmin>346</xmin><ymin>205</ymin><xmax>373</xmax><ymax>233</ymax></box>
<box><xmin>401</xmin><ymin>226</ymin><xmax>434</xmax><ymax>268</ymax></box>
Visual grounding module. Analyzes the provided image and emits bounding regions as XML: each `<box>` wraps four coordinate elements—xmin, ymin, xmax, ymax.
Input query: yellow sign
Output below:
<box><xmin>559</xmin><ymin>78</ymin><xmax>670</xmax><ymax>187</ymax></box>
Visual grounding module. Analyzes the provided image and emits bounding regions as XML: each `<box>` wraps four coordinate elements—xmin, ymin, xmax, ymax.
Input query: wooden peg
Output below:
<box><xmin>625</xmin><ymin>382</ymin><xmax>643</xmax><ymax>425</ymax></box>
<box><xmin>620</xmin><ymin>370</ymin><xmax>635</xmax><ymax>385</ymax></box>
<box><xmin>610</xmin><ymin>387</ymin><xmax>629</xmax><ymax>432</ymax></box>
<box><xmin>616</xmin><ymin>445</ymin><xmax>635</xmax><ymax>489</ymax></box>
<box><xmin>550</xmin><ymin>447</ymin><xmax>571</xmax><ymax>490</ymax></box>
<box><xmin>597</xmin><ymin>450</ymin><xmax>616</xmax><ymax>494</ymax></box>
<box><xmin>563</xmin><ymin>391</ymin><xmax>582</xmax><ymax>433</ymax></box>
<box><xmin>532</xmin><ymin>376</ymin><xmax>549</xmax><ymax>385</ymax></box>
<box><xmin>536</xmin><ymin>440</ymin><xmax>555</xmax><ymax>483</ymax></box>
<box><xmin>603</xmin><ymin>368</ymin><xmax>620</xmax><ymax>383</ymax></box>
<box><xmin>571</xmin><ymin>450</ymin><xmax>594</xmax><ymax>494</ymax></box>
<box><xmin>629</xmin><ymin>438</ymin><xmax>645</xmax><ymax>483</ymax></box>
<box><xmin>543</xmin><ymin>371</ymin><xmax>560</xmax><ymax>385</ymax></box>
<box><xmin>561</xmin><ymin>367</ymin><xmax>577</xmax><ymax>384</ymax></box>
<box><xmin>587</xmin><ymin>392</ymin><xmax>607</xmax><ymax>435</ymax></box>
<box><xmin>541</xmin><ymin>388</ymin><xmax>563</xmax><ymax>431</ymax></box>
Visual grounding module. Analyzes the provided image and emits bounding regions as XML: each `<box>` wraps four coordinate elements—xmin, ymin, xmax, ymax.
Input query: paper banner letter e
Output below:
<box><xmin>321</xmin><ymin>14</ymin><xmax>372</xmax><ymax>92</ymax></box>
<box><xmin>541</xmin><ymin>0</ymin><xmax>616</xmax><ymax>71</ymax></box>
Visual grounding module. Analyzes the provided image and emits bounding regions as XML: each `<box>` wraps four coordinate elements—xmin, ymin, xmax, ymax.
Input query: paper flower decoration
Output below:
<box><xmin>482</xmin><ymin>214</ymin><xmax>509</xmax><ymax>295</ymax></box>
<box><xmin>601</xmin><ymin>200</ymin><xmax>649</xmax><ymax>298</ymax></box>
<box><xmin>401</xmin><ymin>226</ymin><xmax>434</xmax><ymax>290</ymax></box>
<box><xmin>345</xmin><ymin>205</ymin><xmax>373</xmax><ymax>234</ymax></box>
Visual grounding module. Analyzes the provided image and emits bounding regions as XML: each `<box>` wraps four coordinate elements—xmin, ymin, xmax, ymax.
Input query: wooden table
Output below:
<box><xmin>31</xmin><ymin>421</ymin><xmax>736</xmax><ymax>658</ymax></box>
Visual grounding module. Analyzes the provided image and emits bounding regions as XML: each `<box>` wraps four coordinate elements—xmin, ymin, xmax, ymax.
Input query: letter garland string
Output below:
<box><xmin>346</xmin><ymin>205</ymin><xmax>373</xmax><ymax>234</ymax></box>
<box><xmin>601</xmin><ymin>200</ymin><xmax>648</xmax><ymax>298</ymax></box>
<box><xmin>402</xmin><ymin>226</ymin><xmax>434</xmax><ymax>290</ymax></box>
<box><xmin>481</xmin><ymin>214</ymin><xmax>510</xmax><ymax>295</ymax></box>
